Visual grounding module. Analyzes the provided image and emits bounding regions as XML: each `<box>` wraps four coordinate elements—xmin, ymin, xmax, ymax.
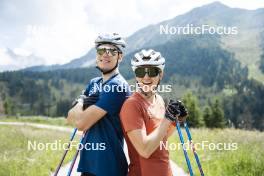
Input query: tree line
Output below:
<box><xmin>0</xmin><ymin>34</ymin><xmax>264</xmax><ymax>130</ymax></box>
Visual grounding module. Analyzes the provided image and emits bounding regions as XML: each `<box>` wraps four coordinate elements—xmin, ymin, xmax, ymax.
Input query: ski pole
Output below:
<box><xmin>67</xmin><ymin>131</ymin><xmax>87</xmax><ymax>176</ymax></box>
<box><xmin>54</xmin><ymin>128</ymin><xmax>78</xmax><ymax>176</ymax></box>
<box><xmin>175</xmin><ymin>121</ymin><xmax>194</xmax><ymax>176</ymax></box>
<box><xmin>184</xmin><ymin>122</ymin><xmax>204</xmax><ymax>176</ymax></box>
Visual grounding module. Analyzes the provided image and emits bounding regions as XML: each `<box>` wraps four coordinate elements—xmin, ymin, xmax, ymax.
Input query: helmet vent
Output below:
<box><xmin>143</xmin><ymin>56</ymin><xmax>151</xmax><ymax>61</ymax></box>
<box><xmin>154</xmin><ymin>56</ymin><xmax>161</xmax><ymax>61</ymax></box>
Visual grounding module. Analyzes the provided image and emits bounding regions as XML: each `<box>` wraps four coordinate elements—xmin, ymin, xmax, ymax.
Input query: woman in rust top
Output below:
<box><xmin>120</xmin><ymin>49</ymin><xmax>187</xmax><ymax>176</ymax></box>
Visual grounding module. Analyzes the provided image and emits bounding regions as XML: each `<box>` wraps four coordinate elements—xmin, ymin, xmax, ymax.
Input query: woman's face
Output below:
<box><xmin>135</xmin><ymin>66</ymin><xmax>163</xmax><ymax>93</ymax></box>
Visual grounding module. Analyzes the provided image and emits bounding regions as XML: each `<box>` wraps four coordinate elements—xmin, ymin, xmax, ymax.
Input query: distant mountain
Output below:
<box><xmin>22</xmin><ymin>2</ymin><xmax>264</xmax><ymax>83</ymax></box>
<box><xmin>0</xmin><ymin>48</ymin><xmax>45</xmax><ymax>72</ymax></box>
<box><xmin>120</xmin><ymin>34</ymin><xmax>248</xmax><ymax>91</ymax></box>
<box><xmin>124</xmin><ymin>2</ymin><xmax>264</xmax><ymax>82</ymax></box>
<box><xmin>23</xmin><ymin>49</ymin><xmax>96</xmax><ymax>72</ymax></box>
<box><xmin>124</xmin><ymin>2</ymin><xmax>264</xmax><ymax>49</ymax></box>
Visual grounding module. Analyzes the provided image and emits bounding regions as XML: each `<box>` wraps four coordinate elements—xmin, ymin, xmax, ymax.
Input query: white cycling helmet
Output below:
<box><xmin>95</xmin><ymin>33</ymin><xmax>126</xmax><ymax>53</ymax></box>
<box><xmin>131</xmin><ymin>49</ymin><xmax>165</xmax><ymax>71</ymax></box>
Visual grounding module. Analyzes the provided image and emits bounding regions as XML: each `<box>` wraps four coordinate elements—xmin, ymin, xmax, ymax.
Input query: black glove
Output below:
<box><xmin>82</xmin><ymin>93</ymin><xmax>99</xmax><ymax>110</ymax></box>
<box><xmin>165</xmin><ymin>100</ymin><xmax>181</xmax><ymax>122</ymax></box>
<box><xmin>177</xmin><ymin>100</ymin><xmax>188</xmax><ymax>118</ymax></box>
<box><xmin>71</xmin><ymin>93</ymin><xmax>99</xmax><ymax>110</ymax></box>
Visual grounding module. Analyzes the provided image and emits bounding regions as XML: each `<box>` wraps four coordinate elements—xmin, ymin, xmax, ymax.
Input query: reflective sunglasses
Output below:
<box><xmin>96</xmin><ymin>47</ymin><xmax>119</xmax><ymax>56</ymax></box>
<box><xmin>135</xmin><ymin>67</ymin><xmax>160</xmax><ymax>78</ymax></box>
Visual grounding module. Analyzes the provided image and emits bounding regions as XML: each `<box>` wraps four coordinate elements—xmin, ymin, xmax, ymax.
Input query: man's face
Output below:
<box><xmin>96</xmin><ymin>44</ymin><xmax>122</xmax><ymax>73</ymax></box>
<box><xmin>135</xmin><ymin>66</ymin><xmax>163</xmax><ymax>93</ymax></box>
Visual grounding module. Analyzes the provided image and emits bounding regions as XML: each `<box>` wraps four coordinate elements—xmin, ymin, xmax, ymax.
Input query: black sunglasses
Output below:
<box><xmin>135</xmin><ymin>67</ymin><xmax>161</xmax><ymax>78</ymax></box>
<box><xmin>96</xmin><ymin>48</ymin><xmax>119</xmax><ymax>56</ymax></box>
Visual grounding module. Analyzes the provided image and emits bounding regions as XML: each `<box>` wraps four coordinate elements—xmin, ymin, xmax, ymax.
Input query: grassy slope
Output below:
<box><xmin>169</xmin><ymin>128</ymin><xmax>264</xmax><ymax>176</ymax></box>
<box><xmin>0</xmin><ymin>125</ymin><xmax>79</xmax><ymax>176</ymax></box>
<box><xmin>221</xmin><ymin>29</ymin><xmax>264</xmax><ymax>83</ymax></box>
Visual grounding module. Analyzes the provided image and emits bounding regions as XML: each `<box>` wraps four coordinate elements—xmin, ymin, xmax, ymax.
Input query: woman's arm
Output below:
<box><xmin>167</xmin><ymin>123</ymin><xmax>175</xmax><ymax>137</ymax></box>
<box><xmin>127</xmin><ymin>118</ymin><xmax>171</xmax><ymax>159</ymax></box>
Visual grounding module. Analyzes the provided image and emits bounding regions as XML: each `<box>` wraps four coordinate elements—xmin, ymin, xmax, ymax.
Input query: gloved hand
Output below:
<box><xmin>82</xmin><ymin>93</ymin><xmax>99</xmax><ymax>110</ymax></box>
<box><xmin>71</xmin><ymin>93</ymin><xmax>99</xmax><ymax>110</ymax></box>
<box><xmin>165</xmin><ymin>100</ymin><xmax>181</xmax><ymax>122</ymax></box>
<box><xmin>176</xmin><ymin>100</ymin><xmax>188</xmax><ymax>123</ymax></box>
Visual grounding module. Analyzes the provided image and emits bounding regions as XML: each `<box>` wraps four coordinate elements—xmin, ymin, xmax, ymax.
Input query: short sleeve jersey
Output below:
<box><xmin>77</xmin><ymin>73</ymin><xmax>131</xmax><ymax>176</ymax></box>
<box><xmin>120</xmin><ymin>92</ymin><xmax>173</xmax><ymax>176</ymax></box>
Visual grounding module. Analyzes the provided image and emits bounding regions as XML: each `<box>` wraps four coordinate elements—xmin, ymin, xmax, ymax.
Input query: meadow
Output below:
<box><xmin>169</xmin><ymin>128</ymin><xmax>264</xmax><ymax>176</ymax></box>
<box><xmin>0</xmin><ymin>117</ymin><xmax>264</xmax><ymax>176</ymax></box>
<box><xmin>0</xmin><ymin>124</ymin><xmax>79</xmax><ymax>176</ymax></box>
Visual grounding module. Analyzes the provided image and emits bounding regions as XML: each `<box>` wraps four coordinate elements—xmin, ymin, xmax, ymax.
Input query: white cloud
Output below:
<box><xmin>13</xmin><ymin>48</ymin><xmax>31</xmax><ymax>56</ymax></box>
<box><xmin>0</xmin><ymin>0</ymin><xmax>263</xmax><ymax>67</ymax></box>
<box><xmin>0</xmin><ymin>48</ymin><xmax>13</xmax><ymax>66</ymax></box>
<box><xmin>20</xmin><ymin>0</ymin><xmax>97</xmax><ymax>65</ymax></box>
<box><xmin>0</xmin><ymin>0</ymin><xmax>97</xmax><ymax>65</ymax></box>
<box><xmin>0</xmin><ymin>47</ymin><xmax>45</xmax><ymax>71</ymax></box>
<box><xmin>220</xmin><ymin>0</ymin><xmax>264</xmax><ymax>10</ymax></box>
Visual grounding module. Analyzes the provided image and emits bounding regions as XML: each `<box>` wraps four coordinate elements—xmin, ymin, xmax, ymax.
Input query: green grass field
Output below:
<box><xmin>1</xmin><ymin>116</ymin><xmax>264</xmax><ymax>176</ymax></box>
<box><xmin>169</xmin><ymin>128</ymin><xmax>264</xmax><ymax>176</ymax></box>
<box><xmin>0</xmin><ymin>125</ymin><xmax>79</xmax><ymax>176</ymax></box>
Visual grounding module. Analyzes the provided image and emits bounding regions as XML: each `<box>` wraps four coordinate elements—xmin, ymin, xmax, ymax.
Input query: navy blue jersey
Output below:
<box><xmin>77</xmin><ymin>73</ymin><xmax>131</xmax><ymax>176</ymax></box>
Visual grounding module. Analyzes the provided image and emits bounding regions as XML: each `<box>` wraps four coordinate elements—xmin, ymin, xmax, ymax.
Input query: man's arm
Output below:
<box><xmin>67</xmin><ymin>103</ymin><xmax>106</xmax><ymax>131</ymax></box>
<box><xmin>127</xmin><ymin>118</ymin><xmax>171</xmax><ymax>159</ymax></box>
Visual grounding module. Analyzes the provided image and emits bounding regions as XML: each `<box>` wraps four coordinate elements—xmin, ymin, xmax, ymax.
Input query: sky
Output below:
<box><xmin>0</xmin><ymin>0</ymin><xmax>264</xmax><ymax>69</ymax></box>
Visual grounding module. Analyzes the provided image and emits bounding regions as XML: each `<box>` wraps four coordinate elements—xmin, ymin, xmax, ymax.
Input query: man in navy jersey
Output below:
<box><xmin>67</xmin><ymin>33</ymin><xmax>131</xmax><ymax>176</ymax></box>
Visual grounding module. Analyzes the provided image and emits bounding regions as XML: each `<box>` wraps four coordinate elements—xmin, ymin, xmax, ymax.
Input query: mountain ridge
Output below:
<box><xmin>8</xmin><ymin>1</ymin><xmax>264</xmax><ymax>84</ymax></box>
